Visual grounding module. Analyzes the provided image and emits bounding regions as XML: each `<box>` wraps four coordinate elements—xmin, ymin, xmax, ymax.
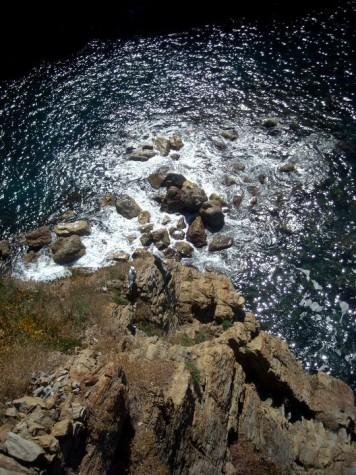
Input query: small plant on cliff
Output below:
<box><xmin>221</xmin><ymin>319</ymin><xmax>232</xmax><ymax>331</ymax></box>
<box><xmin>112</xmin><ymin>289</ymin><xmax>129</xmax><ymax>306</ymax></box>
<box><xmin>185</xmin><ymin>360</ymin><xmax>201</xmax><ymax>388</ymax></box>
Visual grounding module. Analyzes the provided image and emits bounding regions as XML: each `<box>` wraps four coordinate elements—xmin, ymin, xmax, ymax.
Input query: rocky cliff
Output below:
<box><xmin>0</xmin><ymin>253</ymin><xmax>355</xmax><ymax>474</ymax></box>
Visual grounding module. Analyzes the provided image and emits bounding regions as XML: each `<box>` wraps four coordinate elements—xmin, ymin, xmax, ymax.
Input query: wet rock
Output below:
<box><xmin>258</xmin><ymin>174</ymin><xmax>267</xmax><ymax>184</ymax></box>
<box><xmin>142</xmin><ymin>144</ymin><xmax>154</xmax><ymax>150</ymax></box>
<box><xmin>51</xmin><ymin>235</ymin><xmax>86</xmax><ymax>265</ymax></box>
<box><xmin>249</xmin><ymin>196</ymin><xmax>258</xmax><ymax>207</ymax></box>
<box><xmin>231</xmin><ymin>162</ymin><xmax>246</xmax><ymax>172</ymax></box>
<box><xmin>221</xmin><ymin>128</ymin><xmax>238</xmax><ymax>141</ymax></box>
<box><xmin>199</xmin><ymin>201</ymin><xmax>225</xmax><ymax>231</ymax></box>
<box><xmin>208</xmin><ymin>235</ymin><xmax>234</xmax><ymax>252</ymax></box>
<box><xmin>25</xmin><ymin>226</ymin><xmax>52</xmax><ymax>251</ymax></box>
<box><xmin>128</xmin><ymin>148</ymin><xmax>156</xmax><ymax>161</ymax></box>
<box><xmin>138</xmin><ymin>210</ymin><xmax>151</xmax><ymax>225</ymax></box>
<box><xmin>60</xmin><ymin>210</ymin><xmax>77</xmax><ymax>221</ymax></box>
<box><xmin>247</xmin><ymin>185</ymin><xmax>258</xmax><ymax>196</ymax></box>
<box><xmin>169</xmin><ymin>229</ymin><xmax>185</xmax><ymax>240</ymax></box>
<box><xmin>279</xmin><ymin>162</ymin><xmax>296</xmax><ymax>173</ymax></box>
<box><xmin>180</xmin><ymin>180</ymin><xmax>208</xmax><ymax>212</ymax></box>
<box><xmin>161</xmin><ymin>215</ymin><xmax>171</xmax><ymax>225</ymax></box>
<box><xmin>162</xmin><ymin>173</ymin><xmax>186</xmax><ymax>189</ymax></box>
<box><xmin>54</xmin><ymin>220</ymin><xmax>91</xmax><ymax>237</ymax></box>
<box><xmin>0</xmin><ymin>453</ymin><xmax>33</xmax><ymax>474</ymax></box>
<box><xmin>169</xmin><ymin>134</ymin><xmax>184</xmax><ymax>151</ymax></box>
<box><xmin>147</xmin><ymin>168</ymin><xmax>169</xmax><ymax>189</ymax></box>
<box><xmin>223</xmin><ymin>175</ymin><xmax>237</xmax><ymax>186</ymax></box>
<box><xmin>161</xmin><ymin>186</ymin><xmax>184</xmax><ymax>213</ymax></box>
<box><xmin>139</xmin><ymin>224</ymin><xmax>154</xmax><ymax>234</ymax></box>
<box><xmin>209</xmin><ymin>193</ymin><xmax>228</xmax><ymax>207</ymax></box>
<box><xmin>154</xmin><ymin>137</ymin><xmax>171</xmax><ymax>156</ymax></box>
<box><xmin>262</xmin><ymin>117</ymin><xmax>278</xmax><ymax>128</ymax></box>
<box><xmin>99</xmin><ymin>193</ymin><xmax>116</xmax><ymax>208</ymax></box>
<box><xmin>4</xmin><ymin>432</ymin><xmax>44</xmax><ymax>463</ymax></box>
<box><xmin>115</xmin><ymin>195</ymin><xmax>141</xmax><ymax>219</ymax></box>
<box><xmin>0</xmin><ymin>240</ymin><xmax>10</xmax><ymax>259</ymax></box>
<box><xmin>212</xmin><ymin>137</ymin><xmax>227</xmax><ymax>150</ymax></box>
<box><xmin>187</xmin><ymin>216</ymin><xmax>207</xmax><ymax>248</ymax></box>
<box><xmin>151</xmin><ymin>228</ymin><xmax>170</xmax><ymax>250</ymax></box>
<box><xmin>140</xmin><ymin>233</ymin><xmax>153</xmax><ymax>247</ymax></box>
<box><xmin>176</xmin><ymin>217</ymin><xmax>186</xmax><ymax>229</ymax></box>
<box><xmin>233</xmin><ymin>194</ymin><xmax>243</xmax><ymax>208</ymax></box>
<box><xmin>175</xmin><ymin>241</ymin><xmax>194</xmax><ymax>258</ymax></box>
<box><xmin>171</xmin><ymin>153</ymin><xmax>180</xmax><ymax>160</ymax></box>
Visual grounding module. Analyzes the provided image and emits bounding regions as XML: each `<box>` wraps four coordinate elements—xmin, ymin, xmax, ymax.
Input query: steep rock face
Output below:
<box><xmin>0</xmin><ymin>258</ymin><xmax>355</xmax><ymax>475</ymax></box>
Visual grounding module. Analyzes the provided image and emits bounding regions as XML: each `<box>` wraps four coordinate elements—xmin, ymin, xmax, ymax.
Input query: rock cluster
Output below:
<box><xmin>0</xmin><ymin>256</ymin><xmax>355</xmax><ymax>474</ymax></box>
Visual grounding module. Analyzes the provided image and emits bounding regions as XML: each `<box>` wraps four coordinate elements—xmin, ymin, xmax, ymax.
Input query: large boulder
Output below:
<box><xmin>199</xmin><ymin>201</ymin><xmax>225</xmax><ymax>231</ymax></box>
<box><xmin>162</xmin><ymin>173</ymin><xmax>186</xmax><ymax>189</ymax></box>
<box><xmin>187</xmin><ymin>216</ymin><xmax>207</xmax><ymax>248</ymax></box>
<box><xmin>51</xmin><ymin>235</ymin><xmax>86</xmax><ymax>264</ymax></box>
<box><xmin>4</xmin><ymin>432</ymin><xmax>44</xmax><ymax>463</ymax></box>
<box><xmin>162</xmin><ymin>180</ymin><xmax>208</xmax><ymax>214</ymax></box>
<box><xmin>25</xmin><ymin>226</ymin><xmax>52</xmax><ymax>251</ymax></box>
<box><xmin>54</xmin><ymin>220</ymin><xmax>90</xmax><ymax>237</ymax></box>
<box><xmin>115</xmin><ymin>195</ymin><xmax>141</xmax><ymax>219</ymax></box>
<box><xmin>0</xmin><ymin>239</ymin><xmax>11</xmax><ymax>259</ymax></box>
<box><xmin>147</xmin><ymin>167</ymin><xmax>169</xmax><ymax>189</ymax></box>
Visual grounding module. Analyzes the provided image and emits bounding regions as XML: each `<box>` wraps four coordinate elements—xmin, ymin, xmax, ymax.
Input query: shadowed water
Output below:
<box><xmin>0</xmin><ymin>2</ymin><xmax>355</xmax><ymax>386</ymax></box>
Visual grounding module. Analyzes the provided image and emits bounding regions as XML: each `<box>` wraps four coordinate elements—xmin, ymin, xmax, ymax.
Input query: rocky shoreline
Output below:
<box><xmin>0</xmin><ymin>253</ymin><xmax>355</xmax><ymax>474</ymax></box>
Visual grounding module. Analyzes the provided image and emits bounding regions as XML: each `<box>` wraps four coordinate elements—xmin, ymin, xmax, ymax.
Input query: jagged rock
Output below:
<box><xmin>187</xmin><ymin>216</ymin><xmax>207</xmax><ymax>248</ymax></box>
<box><xmin>115</xmin><ymin>195</ymin><xmax>141</xmax><ymax>219</ymax></box>
<box><xmin>169</xmin><ymin>134</ymin><xmax>184</xmax><ymax>150</ymax></box>
<box><xmin>221</xmin><ymin>128</ymin><xmax>238</xmax><ymax>140</ymax></box>
<box><xmin>54</xmin><ymin>220</ymin><xmax>91</xmax><ymax>237</ymax></box>
<box><xmin>161</xmin><ymin>215</ymin><xmax>171</xmax><ymax>225</ymax></box>
<box><xmin>4</xmin><ymin>432</ymin><xmax>44</xmax><ymax>463</ymax></box>
<box><xmin>161</xmin><ymin>179</ymin><xmax>208</xmax><ymax>214</ymax></box>
<box><xmin>13</xmin><ymin>397</ymin><xmax>47</xmax><ymax>414</ymax></box>
<box><xmin>176</xmin><ymin>217</ymin><xmax>186</xmax><ymax>229</ymax></box>
<box><xmin>233</xmin><ymin>194</ymin><xmax>243</xmax><ymax>208</ymax></box>
<box><xmin>0</xmin><ymin>240</ymin><xmax>10</xmax><ymax>259</ymax></box>
<box><xmin>138</xmin><ymin>210</ymin><xmax>151</xmax><ymax>225</ymax></box>
<box><xmin>51</xmin><ymin>235</ymin><xmax>86</xmax><ymax>265</ymax></box>
<box><xmin>279</xmin><ymin>162</ymin><xmax>296</xmax><ymax>173</ymax></box>
<box><xmin>60</xmin><ymin>209</ymin><xmax>77</xmax><ymax>220</ymax></box>
<box><xmin>140</xmin><ymin>233</ymin><xmax>153</xmax><ymax>247</ymax></box>
<box><xmin>35</xmin><ymin>434</ymin><xmax>60</xmax><ymax>453</ymax></box>
<box><xmin>25</xmin><ymin>226</ymin><xmax>52</xmax><ymax>251</ymax></box>
<box><xmin>262</xmin><ymin>117</ymin><xmax>279</xmax><ymax>128</ymax></box>
<box><xmin>51</xmin><ymin>419</ymin><xmax>72</xmax><ymax>438</ymax></box>
<box><xmin>175</xmin><ymin>242</ymin><xmax>194</xmax><ymax>258</ymax></box>
<box><xmin>258</xmin><ymin>174</ymin><xmax>267</xmax><ymax>184</ymax></box>
<box><xmin>208</xmin><ymin>235</ymin><xmax>233</xmax><ymax>252</ymax></box>
<box><xmin>171</xmin><ymin>153</ymin><xmax>180</xmax><ymax>160</ymax></box>
<box><xmin>208</xmin><ymin>193</ymin><xmax>227</xmax><ymax>207</ymax></box>
<box><xmin>151</xmin><ymin>228</ymin><xmax>170</xmax><ymax>250</ymax></box>
<box><xmin>154</xmin><ymin>137</ymin><xmax>171</xmax><ymax>156</ymax></box>
<box><xmin>139</xmin><ymin>224</ymin><xmax>154</xmax><ymax>234</ymax></box>
<box><xmin>199</xmin><ymin>201</ymin><xmax>224</xmax><ymax>231</ymax></box>
<box><xmin>128</xmin><ymin>148</ymin><xmax>156</xmax><ymax>161</ymax></box>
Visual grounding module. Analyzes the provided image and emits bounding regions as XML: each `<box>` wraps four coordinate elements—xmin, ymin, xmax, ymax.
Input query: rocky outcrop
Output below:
<box><xmin>115</xmin><ymin>195</ymin><xmax>142</xmax><ymax>219</ymax></box>
<box><xmin>25</xmin><ymin>226</ymin><xmax>52</xmax><ymax>251</ymax></box>
<box><xmin>51</xmin><ymin>235</ymin><xmax>86</xmax><ymax>264</ymax></box>
<box><xmin>54</xmin><ymin>220</ymin><xmax>91</xmax><ymax>237</ymax></box>
<box><xmin>0</xmin><ymin>257</ymin><xmax>354</xmax><ymax>475</ymax></box>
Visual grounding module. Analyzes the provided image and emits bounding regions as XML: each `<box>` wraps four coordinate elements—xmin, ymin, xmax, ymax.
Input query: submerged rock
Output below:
<box><xmin>187</xmin><ymin>216</ymin><xmax>207</xmax><ymax>248</ymax></box>
<box><xmin>154</xmin><ymin>136</ymin><xmax>171</xmax><ymax>156</ymax></box>
<box><xmin>223</xmin><ymin>175</ymin><xmax>237</xmax><ymax>186</ymax></box>
<box><xmin>208</xmin><ymin>235</ymin><xmax>233</xmax><ymax>252</ymax></box>
<box><xmin>51</xmin><ymin>235</ymin><xmax>86</xmax><ymax>265</ymax></box>
<box><xmin>54</xmin><ymin>220</ymin><xmax>90</xmax><ymax>237</ymax></box>
<box><xmin>169</xmin><ymin>134</ymin><xmax>184</xmax><ymax>150</ymax></box>
<box><xmin>25</xmin><ymin>226</ymin><xmax>52</xmax><ymax>251</ymax></box>
<box><xmin>115</xmin><ymin>195</ymin><xmax>141</xmax><ymax>219</ymax></box>
<box><xmin>221</xmin><ymin>128</ymin><xmax>238</xmax><ymax>140</ymax></box>
<box><xmin>262</xmin><ymin>117</ymin><xmax>279</xmax><ymax>128</ymax></box>
<box><xmin>0</xmin><ymin>239</ymin><xmax>11</xmax><ymax>259</ymax></box>
<box><xmin>99</xmin><ymin>193</ymin><xmax>116</xmax><ymax>208</ymax></box>
<box><xmin>279</xmin><ymin>162</ymin><xmax>296</xmax><ymax>173</ymax></box>
<box><xmin>233</xmin><ymin>194</ymin><xmax>243</xmax><ymax>208</ymax></box>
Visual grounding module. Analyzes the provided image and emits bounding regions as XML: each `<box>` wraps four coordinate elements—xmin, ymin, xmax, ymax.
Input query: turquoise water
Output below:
<box><xmin>0</xmin><ymin>2</ymin><xmax>355</xmax><ymax>386</ymax></box>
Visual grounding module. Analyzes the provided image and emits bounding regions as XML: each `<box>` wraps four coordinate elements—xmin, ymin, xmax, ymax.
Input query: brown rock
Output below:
<box><xmin>51</xmin><ymin>419</ymin><xmax>72</xmax><ymax>438</ymax></box>
<box><xmin>147</xmin><ymin>168</ymin><xmax>169</xmax><ymax>189</ymax></box>
<box><xmin>25</xmin><ymin>226</ymin><xmax>52</xmax><ymax>251</ymax></box>
<box><xmin>151</xmin><ymin>228</ymin><xmax>170</xmax><ymax>250</ymax></box>
<box><xmin>187</xmin><ymin>216</ymin><xmax>207</xmax><ymax>248</ymax></box>
<box><xmin>99</xmin><ymin>193</ymin><xmax>116</xmax><ymax>207</ymax></box>
<box><xmin>138</xmin><ymin>210</ymin><xmax>151</xmax><ymax>225</ymax></box>
<box><xmin>233</xmin><ymin>194</ymin><xmax>243</xmax><ymax>208</ymax></box>
<box><xmin>223</xmin><ymin>175</ymin><xmax>237</xmax><ymax>186</ymax></box>
<box><xmin>54</xmin><ymin>220</ymin><xmax>91</xmax><ymax>237</ymax></box>
<box><xmin>208</xmin><ymin>235</ymin><xmax>233</xmax><ymax>252</ymax></box>
<box><xmin>169</xmin><ymin>134</ymin><xmax>184</xmax><ymax>150</ymax></box>
<box><xmin>175</xmin><ymin>242</ymin><xmax>194</xmax><ymax>258</ymax></box>
<box><xmin>115</xmin><ymin>195</ymin><xmax>141</xmax><ymax>219</ymax></box>
<box><xmin>0</xmin><ymin>240</ymin><xmax>11</xmax><ymax>259</ymax></box>
<box><xmin>199</xmin><ymin>201</ymin><xmax>225</xmax><ymax>231</ymax></box>
<box><xmin>154</xmin><ymin>137</ymin><xmax>171</xmax><ymax>156</ymax></box>
<box><xmin>51</xmin><ymin>235</ymin><xmax>86</xmax><ymax>265</ymax></box>
<box><xmin>128</xmin><ymin>148</ymin><xmax>156</xmax><ymax>161</ymax></box>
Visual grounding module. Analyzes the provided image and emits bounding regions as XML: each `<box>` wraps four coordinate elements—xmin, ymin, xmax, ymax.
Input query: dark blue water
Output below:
<box><xmin>0</xmin><ymin>2</ymin><xmax>355</xmax><ymax>386</ymax></box>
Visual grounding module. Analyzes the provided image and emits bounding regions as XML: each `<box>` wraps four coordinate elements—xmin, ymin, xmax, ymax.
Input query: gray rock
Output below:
<box><xmin>231</xmin><ymin>162</ymin><xmax>246</xmax><ymax>172</ymax></box>
<box><xmin>187</xmin><ymin>216</ymin><xmax>207</xmax><ymax>248</ymax></box>
<box><xmin>151</xmin><ymin>229</ymin><xmax>170</xmax><ymax>250</ymax></box>
<box><xmin>116</xmin><ymin>195</ymin><xmax>141</xmax><ymax>219</ymax></box>
<box><xmin>279</xmin><ymin>163</ymin><xmax>296</xmax><ymax>173</ymax></box>
<box><xmin>54</xmin><ymin>220</ymin><xmax>90</xmax><ymax>237</ymax></box>
<box><xmin>51</xmin><ymin>235</ymin><xmax>86</xmax><ymax>265</ymax></box>
<box><xmin>0</xmin><ymin>453</ymin><xmax>32</xmax><ymax>474</ymax></box>
<box><xmin>4</xmin><ymin>432</ymin><xmax>44</xmax><ymax>463</ymax></box>
<box><xmin>223</xmin><ymin>175</ymin><xmax>237</xmax><ymax>187</ymax></box>
<box><xmin>176</xmin><ymin>217</ymin><xmax>186</xmax><ymax>229</ymax></box>
<box><xmin>25</xmin><ymin>226</ymin><xmax>52</xmax><ymax>251</ymax></box>
<box><xmin>169</xmin><ymin>229</ymin><xmax>185</xmax><ymax>240</ymax></box>
<box><xmin>171</xmin><ymin>153</ymin><xmax>180</xmax><ymax>161</ymax></box>
<box><xmin>208</xmin><ymin>235</ymin><xmax>234</xmax><ymax>252</ymax></box>
<box><xmin>169</xmin><ymin>134</ymin><xmax>184</xmax><ymax>151</ymax></box>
